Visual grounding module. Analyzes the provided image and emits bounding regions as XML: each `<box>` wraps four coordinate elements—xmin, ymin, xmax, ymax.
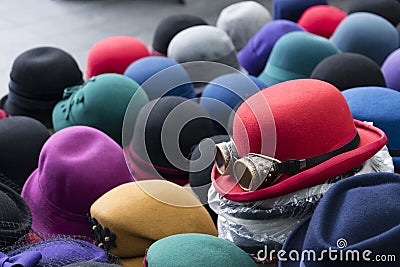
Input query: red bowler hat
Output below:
<box><xmin>211</xmin><ymin>79</ymin><xmax>387</xmax><ymax>202</ymax></box>
<box><xmin>298</xmin><ymin>5</ymin><xmax>347</xmax><ymax>38</ymax></box>
<box><xmin>86</xmin><ymin>36</ymin><xmax>150</xmax><ymax>79</ymax></box>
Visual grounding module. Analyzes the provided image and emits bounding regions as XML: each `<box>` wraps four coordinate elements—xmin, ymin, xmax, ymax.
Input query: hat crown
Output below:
<box><xmin>233</xmin><ymin>79</ymin><xmax>357</xmax><ymax>162</ymax></box>
<box><xmin>26</xmin><ymin>126</ymin><xmax>133</xmax><ymax>217</ymax></box>
<box><xmin>152</xmin><ymin>14</ymin><xmax>208</xmax><ymax>55</ymax></box>
<box><xmin>123</xmin><ymin>56</ymin><xmax>195</xmax><ymax>100</ymax></box>
<box><xmin>53</xmin><ymin>73</ymin><xmax>149</xmax><ymax>145</ymax></box>
<box><xmin>331</xmin><ymin>12</ymin><xmax>399</xmax><ymax>66</ymax></box>
<box><xmin>311</xmin><ymin>53</ymin><xmax>386</xmax><ymax>91</ymax></box>
<box><xmin>260</xmin><ymin>31</ymin><xmax>339</xmax><ymax>86</ymax></box>
<box><xmin>86</xmin><ymin>36</ymin><xmax>150</xmax><ymax>78</ymax></box>
<box><xmin>10</xmin><ymin>47</ymin><xmax>83</xmax><ymax>99</ymax></box>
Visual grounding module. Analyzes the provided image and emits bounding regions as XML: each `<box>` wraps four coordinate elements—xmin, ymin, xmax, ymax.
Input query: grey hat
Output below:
<box><xmin>167</xmin><ymin>25</ymin><xmax>240</xmax><ymax>70</ymax></box>
<box><xmin>216</xmin><ymin>1</ymin><xmax>272</xmax><ymax>51</ymax></box>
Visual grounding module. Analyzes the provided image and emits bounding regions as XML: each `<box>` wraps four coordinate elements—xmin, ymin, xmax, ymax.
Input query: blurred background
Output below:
<box><xmin>0</xmin><ymin>0</ymin><xmax>350</xmax><ymax>96</ymax></box>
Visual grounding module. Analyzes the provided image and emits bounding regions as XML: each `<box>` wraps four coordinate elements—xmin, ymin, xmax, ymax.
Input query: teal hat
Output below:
<box><xmin>52</xmin><ymin>73</ymin><xmax>149</xmax><ymax>145</ymax></box>
<box><xmin>331</xmin><ymin>12</ymin><xmax>399</xmax><ymax>66</ymax></box>
<box><xmin>144</xmin><ymin>234</ymin><xmax>257</xmax><ymax>267</ymax></box>
<box><xmin>258</xmin><ymin>31</ymin><xmax>339</xmax><ymax>86</ymax></box>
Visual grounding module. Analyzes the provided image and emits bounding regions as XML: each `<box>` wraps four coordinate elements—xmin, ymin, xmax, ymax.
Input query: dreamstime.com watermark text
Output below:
<box><xmin>257</xmin><ymin>239</ymin><xmax>397</xmax><ymax>263</ymax></box>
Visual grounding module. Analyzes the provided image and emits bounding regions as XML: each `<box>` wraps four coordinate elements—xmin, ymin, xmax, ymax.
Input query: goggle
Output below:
<box><xmin>215</xmin><ymin>133</ymin><xmax>360</xmax><ymax>192</ymax></box>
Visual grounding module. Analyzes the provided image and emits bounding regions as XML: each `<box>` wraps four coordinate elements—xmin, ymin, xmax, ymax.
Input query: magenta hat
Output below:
<box><xmin>21</xmin><ymin>126</ymin><xmax>134</xmax><ymax>239</ymax></box>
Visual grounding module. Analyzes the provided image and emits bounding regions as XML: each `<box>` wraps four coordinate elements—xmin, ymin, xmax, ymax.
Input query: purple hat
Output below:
<box><xmin>238</xmin><ymin>20</ymin><xmax>305</xmax><ymax>76</ymax></box>
<box><xmin>382</xmin><ymin>48</ymin><xmax>400</xmax><ymax>91</ymax></box>
<box><xmin>21</xmin><ymin>126</ymin><xmax>134</xmax><ymax>239</ymax></box>
<box><xmin>4</xmin><ymin>238</ymin><xmax>109</xmax><ymax>266</ymax></box>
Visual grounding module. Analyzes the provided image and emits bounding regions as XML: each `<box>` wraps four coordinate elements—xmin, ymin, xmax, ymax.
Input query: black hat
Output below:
<box><xmin>348</xmin><ymin>0</ymin><xmax>400</xmax><ymax>26</ymax></box>
<box><xmin>0</xmin><ymin>175</ymin><xmax>32</xmax><ymax>249</ymax></box>
<box><xmin>311</xmin><ymin>53</ymin><xmax>386</xmax><ymax>91</ymax></box>
<box><xmin>0</xmin><ymin>47</ymin><xmax>83</xmax><ymax>128</ymax></box>
<box><xmin>151</xmin><ymin>14</ymin><xmax>208</xmax><ymax>56</ymax></box>
<box><xmin>126</xmin><ymin>96</ymin><xmax>213</xmax><ymax>184</ymax></box>
<box><xmin>189</xmin><ymin>135</ymin><xmax>230</xmax><ymax>224</ymax></box>
<box><xmin>0</xmin><ymin>116</ymin><xmax>50</xmax><ymax>189</ymax></box>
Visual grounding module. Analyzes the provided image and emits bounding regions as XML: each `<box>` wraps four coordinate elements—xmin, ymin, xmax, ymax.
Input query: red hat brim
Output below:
<box><xmin>211</xmin><ymin>120</ymin><xmax>387</xmax><ymax>202</ymax></box>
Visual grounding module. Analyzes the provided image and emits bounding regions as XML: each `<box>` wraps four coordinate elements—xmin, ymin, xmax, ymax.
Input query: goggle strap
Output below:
<box><xmin>276</xmin><ymin>132</ymin><xmax>360</xmax><ymax>175</ymax></box>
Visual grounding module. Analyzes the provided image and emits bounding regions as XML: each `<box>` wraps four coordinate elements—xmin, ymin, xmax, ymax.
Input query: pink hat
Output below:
<box><xmin>21</xmin><ymin>126</ymin><xmax>134</xmax><ymax>238</ymax></box>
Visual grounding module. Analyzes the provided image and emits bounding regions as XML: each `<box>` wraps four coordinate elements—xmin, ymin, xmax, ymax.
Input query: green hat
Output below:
<box><xmin>144</xmin><ymin>233</ymin><xmax>257</xmax><ymax>267</ymax></box>
<box><xmin>258</xmin><ymin>31</ymin><xmax>340</xmax><ymax>86</ymax></box>
<box><xmin>52</xmin><ymin>73</ymin><xmax>149</xmax><ymax>145</ymax></box>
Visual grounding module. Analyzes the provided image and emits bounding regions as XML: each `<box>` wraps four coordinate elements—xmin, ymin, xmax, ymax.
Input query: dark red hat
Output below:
<box><xmin>211</xmin><ymin>79</ymin><xmax>387</xmax><ymax>202</ymax></box>
<box><xmin>86</xmin><ymin>36</ymin><xmax>150</xmax><ymax>79</ymax></box>
<box><xmin>298</xmin><ymin>5</ymin><xmax>347</xmax><ymax>38</ymax></box>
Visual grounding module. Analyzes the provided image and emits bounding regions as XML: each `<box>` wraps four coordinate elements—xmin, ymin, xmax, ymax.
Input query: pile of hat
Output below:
<box><xmin>0</xmin><ymin>0</ymin><xmax>399</xmax><ymax>266</ymax></box>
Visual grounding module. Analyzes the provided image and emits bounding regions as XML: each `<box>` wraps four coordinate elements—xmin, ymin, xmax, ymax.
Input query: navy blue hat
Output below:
<box><xmin>311</xmin><ymin>53</ymin><xmax>386</xmax><ymax>91</ymax></box>
<box><xmin>280</xmin><ymin>172</ymin><xmax>400</xmax><ymax>267</ymax></box>
<box><xmin>273</xmin><ymin>0</ymin><xmax>328</xmax><ymax>22</ymax></box>
<box><xmin>342</xmin><ymin>87</ymin><xmax>400</xmax><ymax>171</ymax></box>
<box><xmin>123</xmin><ymin>56</ymin><xmax>195</xmax><ymax>100</ymax></box>
<box><xmin>348</xmin><ymin>0</ymin><xmax>400</xmax><ymax>26</ymax></box>
<box><xmin>0</xmin><ymin>47</ymin><xmax>83</xmax><ymax>128</ymax></box>
<box><xmin>331</xmin><ymin>12</ymin><xmax>399</xmax><ymax>66</ymax></box>
<box><xmin>199</xmin><ymin>73</ymin><xmax>265</xmax><ymax>135</ymax></box>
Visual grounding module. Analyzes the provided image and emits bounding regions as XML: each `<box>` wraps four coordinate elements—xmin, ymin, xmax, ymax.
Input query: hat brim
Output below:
<box><xmin>52</xmin><ymin>99</ymin><xmax>75</xmax><ymax>132</ymax></box>
<box><xmin>237</xmin><ymin>46</ymin><xmax>263</xmax><ymax>77</ymax></box>
<box><xmin>278</xmin><ymin>217</ymin><xmax>311</xmax><ymax>267</ymax></box>
<box><xmin>21</xmin><ymin>169</ymin><xmax>93</xmax><ymax>238</ymax></box>
<box><xmin>258</xmin><ymin>71</ymin><xmax>283</xmax><ymax>87</ymax></box>
<box><xmin>211</xmin><ymin>120</ymin><xmax>387</xmax><ymax>202</ymax></box>
<box><xmin>1</xmin><ymin>94</ymin><xmax>54</xmax><ymax>128</ymax></box>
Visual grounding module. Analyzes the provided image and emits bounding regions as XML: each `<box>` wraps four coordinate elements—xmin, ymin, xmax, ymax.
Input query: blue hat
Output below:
<box><xmin>199</xmin><ymin>73</ymin><xmax>265</xmax><ymax>135</ymax></box>
<box><xmin>331</xmin><ymin>12</ymin><xmax>399</xmax><ymax>66</ymax></box>
<box><xmin>342</xmin><ymin>86</ymin><xmax>400</xmax><ymax>171</ymax></box>
<box><xmin>280</xmin><ymin>172</ymin><xmax>400</xmax><ymax>267</ymax></box>
<box><xmin>258</xmin><ymin>32</ymin><xmax>339</xmax><ymax>86</ymax></box>
<box><xmin>273</xmin><ymin>0</ymin><xmax>328</xmax><ymax>22</ymax></box>
<box><xmin>123</xmin><ymin>56</ymin><xmax>195</xmax><ymax>100</ymax></box>
<box><xmin>238</xmin><ymin>20</ymin><xmax>305</xmax><ymax>76</ymax></box>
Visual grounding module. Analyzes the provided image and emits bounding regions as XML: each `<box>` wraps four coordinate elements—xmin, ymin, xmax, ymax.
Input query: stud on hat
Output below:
<box><xmin>167</xmin><ymin>25</ymin><xmax>240</xmax><ymax>70</ymax></box>
<box><xmin>343</xmin><ymin>86</ymin><xmax>400</xmax><ymax>172</ymax></box>
<box><xmin>89</xmin><ymin>180</ymin><xmax>218</xmax><ymax>266</ymax></box>
<box><xmin>331</xmin><ymin>12</ymin><xmax>399</xmax><ymax>66</ymax></box>
<box><xmin>151</xmin><ymin>14</ymin><xmax>208</xmax><ymax>56</ymax></box>
<box><xmin>144</xmin><ymin>234</ymin><xmax>257</xmax><ymax>267</ymax></box>
<box><xmin>0</xmin><ymin>116</ymin><xmax>50</xmax><ymax>189</ymax></box>
<box><xmin>238</xmin><ymin>20</ymin><xmax>305</xmax><ymax>76</ymax></box>
<box><xmin>212</xmin><ymin>79</ymin><xmax>387</xmax><ymax>202</ymax></box>
<box><xmin>348</xmin><ymin>0</ymin><xmax>400</xmax><ymax>26</ymax></box>
<box><xmin>382</xmin><ymin>48</ymin><xmax>400</xmax><ymax>92</ymax></box>
<box><xmin>298</xmin><ymin>5</ymin><xmax>347</xmax><ymax>38</ymax></box>
<box><xmin>123</xmin><ymin>56</ymin><xmax>195</xmax><ymax>100</ymax></box>
<box><xmin>125</xmin><ymin>96</ymin><xmax>212</xmax><ymax>185</ymax></box>
<box><xmin>258</xmin><ymin>31</ymin><xmax>339</xmax><ymax>86</ymax></box>
<box><xmin>21</xmin><ymin>126</ymin><xmax>134</xmax><ymax>238</ymax></box>
<box><xmin>52</xmin><ymin>73</ymin><xmax>149</xmax><ymax>146</ymax></box>
<box><xmin>280</xmin><ymin>172</ymin><xmax>400</xmax><ymax>267</ymax></box>
<box><xmin>86</xmin><ymin>36</ymin><xmax>150</xmax><ymax>79</ymax></box>
<box><xmin>311</xmin><ymin>53</ymin><xmax>386</xmax><ymax>91</ymax></box>
<box><xmin>273</xmin><ymin>0</ymin><xmax>328</xmax><ymax>22</ymax></box>
<box><xmin>216</xmin><ymin>1</ymin><xmax>272</xmax><ymax>52</ymax></box>
<box><xmin>0</xmin><ymin>47</ymin><xmax>83</xmax><ymax>128</ymax></box>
